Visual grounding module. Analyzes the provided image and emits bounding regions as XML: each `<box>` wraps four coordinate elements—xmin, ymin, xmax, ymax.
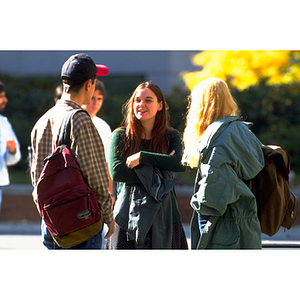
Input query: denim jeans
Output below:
<box><xmin>198</xmin><ymin>213</ymin><xmax>210</xmax><ymax>234</ymax></box>
<box><xmin>41</xmin><ymin>220</ymin><xmax>103</xmax><ymax>250</ymax></box>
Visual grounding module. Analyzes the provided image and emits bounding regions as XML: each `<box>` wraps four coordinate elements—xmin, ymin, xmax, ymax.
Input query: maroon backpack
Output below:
<box><xmin>36</xmin><ymin>109</ymin><xmax>102</xmax><ymax>248</ymax></box>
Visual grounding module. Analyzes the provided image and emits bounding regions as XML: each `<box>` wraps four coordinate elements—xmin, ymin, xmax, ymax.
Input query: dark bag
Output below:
<box><xmin>36</xmin><ymin>109</ymin><xmax>103</xmax><ymax>248</ymax></box>
<box><xmin>249</xmin><ymin>145</ymin><xmax>299</xmax><ymax>237</ymax></box>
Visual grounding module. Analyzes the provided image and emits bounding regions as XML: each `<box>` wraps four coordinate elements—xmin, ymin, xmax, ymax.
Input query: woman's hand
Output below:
<box><xmin>126</xmin><ymin>152</ymin><xmax>141</xmax><ymax>169</ymax></box>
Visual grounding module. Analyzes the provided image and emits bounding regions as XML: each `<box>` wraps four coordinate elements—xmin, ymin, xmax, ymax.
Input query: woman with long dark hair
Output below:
<box><xmin>106</xmin><ymin>81</ymin><xmax>188</xmax><ymax>249</ymax></box>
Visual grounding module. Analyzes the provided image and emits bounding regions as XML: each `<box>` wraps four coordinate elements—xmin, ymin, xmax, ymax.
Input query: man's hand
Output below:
<box><xmin>6</xmin><ymin>140</ymin><xmax>17</xmax><ymax>154</ymax></box>
<box><xmin>105</xmin><ymin>220</ymin><xmax>115</xmax><ymax>239</ymax></box>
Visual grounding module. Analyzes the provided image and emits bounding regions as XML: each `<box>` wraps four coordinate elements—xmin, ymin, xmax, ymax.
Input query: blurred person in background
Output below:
<box><xmin>54</xmin><ymin>84</ymin><xmax>63</xmax><ymax>103</ymax></box>
<box><xmin>82</xmin><ymin>80</ymin><xmax>114</xmax><ymax>249</ymax></box>
<box><xmin>0</xmin><ymin>81</ymin><xmax>21</xmax><ymax>212</ymax></box>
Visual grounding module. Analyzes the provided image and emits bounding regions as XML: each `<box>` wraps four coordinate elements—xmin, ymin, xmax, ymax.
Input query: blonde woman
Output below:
<box><xmin>182</xmin><ymin>78</ymin><xmax>264</xmax><ymax>249</ymax></box>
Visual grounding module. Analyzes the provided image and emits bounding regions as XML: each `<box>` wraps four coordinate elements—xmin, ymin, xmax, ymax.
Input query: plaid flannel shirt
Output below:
<box><xmin>31</xmin><ymin>99</ymin><xmax>113</xmax><ymax>224</ymax></box>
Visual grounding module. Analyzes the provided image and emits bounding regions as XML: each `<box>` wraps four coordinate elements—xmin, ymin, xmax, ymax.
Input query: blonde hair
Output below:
<box><xmin>182</xmin><ymin>77</ymin><xmax>239</xmax><ymax>168</ymax></box>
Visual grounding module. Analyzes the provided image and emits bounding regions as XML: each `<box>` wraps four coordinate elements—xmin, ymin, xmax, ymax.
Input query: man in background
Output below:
<box><xmin>0</xmin><ymin>81</ymin><xmax>21</xmax><ymax>212</ymax></box>
<box><xmin>82</xmin><ymin>80</ymin><xmax>112</xmax><ymax>166</ymax></box>
<box><xmin>82</xmin><ymin>80</ymin><xmax>114</xmax><ymax>249</ymax></box>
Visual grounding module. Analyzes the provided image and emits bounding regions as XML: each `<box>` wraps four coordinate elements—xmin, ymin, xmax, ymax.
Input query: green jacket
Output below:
<box><xmin>109</xmin><ymin>128</ymin><xmax>186</xmax><ymax>244</ymax></box>
<box><xmin>190</xmin><ymin>116</ymin><xmax>264</xmax><ymax>249</ymax></box>
<box><xmin>114</xmin><ymin>164</ymin><xmax>176</xmax><ymax>248</ymax></box>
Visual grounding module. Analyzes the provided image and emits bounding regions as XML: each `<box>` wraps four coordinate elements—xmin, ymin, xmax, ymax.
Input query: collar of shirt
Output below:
<box><xmin>56</xmin><ymin>99</ymin><xmax>82</xmax><ymax>110</ymax></box>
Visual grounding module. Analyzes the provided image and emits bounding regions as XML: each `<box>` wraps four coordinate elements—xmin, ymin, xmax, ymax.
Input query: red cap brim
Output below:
<box><xmin>96</xmin><ymin>64</ymin><xmax>109</xmax><ymax>76</ymax></box>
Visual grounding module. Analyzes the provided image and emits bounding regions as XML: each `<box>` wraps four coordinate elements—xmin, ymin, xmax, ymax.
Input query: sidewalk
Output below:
<box><xmin>0</xmin><ymin>221</ymin><xmax>300</xmax><ymax>250</ymax></box>
<box><xmin>1</xmin><ymin>184</ymin><xmax>300</xmax><ymax>249</ymax></box>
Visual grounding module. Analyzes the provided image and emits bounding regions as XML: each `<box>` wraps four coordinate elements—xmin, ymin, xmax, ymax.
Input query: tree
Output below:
<box><xmin>181</xmin><ymin>51</ymin><xmax>300</xmax><ymax>175</ymax></box>
<box><xmin>182</xmin><ymin>50</ymin><xmax>300</xmax><ymax>90</ymax></box>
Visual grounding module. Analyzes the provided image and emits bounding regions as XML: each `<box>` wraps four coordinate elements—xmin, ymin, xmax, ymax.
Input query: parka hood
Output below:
<box><xmin>196</xmin><ymin>116</ymin><xmax>264</xmax><ymax>180</ymax></box>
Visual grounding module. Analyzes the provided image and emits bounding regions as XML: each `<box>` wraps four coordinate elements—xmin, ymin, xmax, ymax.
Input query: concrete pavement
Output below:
<box><xmin>0</xmin><ymin>221</ymin><xmax>300</xmax><ymax>250</ymax></box>
<box><xmin>0</xmin><ymin>221</ymin><xmax>44</xmax><ymax>250</ymax></box>
<box><xmin>1</xmin><ymin>184</ymin><xmax>300</xmax><ymax>249</ymax></box>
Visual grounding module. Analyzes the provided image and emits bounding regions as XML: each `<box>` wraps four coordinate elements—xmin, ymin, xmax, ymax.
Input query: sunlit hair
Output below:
<box><xmin>182</xmin><ymin>77</ymin><xmax>239</xmax><ymax>168</ymax></box>
<box><xmin>121</xmin><ymin>81</ymin><xmax>175</xmax><ymax>156</ymax></box>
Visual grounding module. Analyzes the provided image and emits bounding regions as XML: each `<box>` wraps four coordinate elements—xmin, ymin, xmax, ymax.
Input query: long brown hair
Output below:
<box><xmin>121</xmin><ymin>81</ymin><xmax>175</xmax><ymax>156</ymax></box>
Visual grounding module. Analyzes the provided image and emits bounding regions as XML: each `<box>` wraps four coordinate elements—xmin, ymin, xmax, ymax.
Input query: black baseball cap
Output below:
<box><xmin>61</xmin><ymin>53</ymin><xmax>109</xmax><ymax>85</ymax></box>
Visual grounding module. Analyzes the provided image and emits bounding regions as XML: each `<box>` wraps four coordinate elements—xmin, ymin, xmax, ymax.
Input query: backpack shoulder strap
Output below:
<box><xmin>262</xmin><ymin>145</ymin><xmax>290</xmax><ymax>180</ymax></box>
<box><xmin>58</xmin><ymin>109</ymin><xmax>90</xmax><ymax>147</ymax></box>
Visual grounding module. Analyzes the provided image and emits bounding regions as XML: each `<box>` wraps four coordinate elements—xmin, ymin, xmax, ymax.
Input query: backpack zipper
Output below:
<box><xmin>45</xmin><ymin>193</ymin><xmax>90</xmax><ymax>210</ymax></box>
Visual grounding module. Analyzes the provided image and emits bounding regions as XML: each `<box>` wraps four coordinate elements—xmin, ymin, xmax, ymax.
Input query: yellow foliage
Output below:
<box><xmin>183</xmin><ymin>50</ymin><xmax>300</xmax><ymax>90</ymax></box>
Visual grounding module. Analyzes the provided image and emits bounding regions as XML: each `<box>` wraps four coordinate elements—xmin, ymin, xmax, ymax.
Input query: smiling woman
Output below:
<box><xmin>106</xmin><ymin>81</ymin><xmax>188</xmax><ymax>250</ymax></box>
<box><xmin>133</xmin><ymin>87</ymin><xmax>163</xmax><ymax>135</ymax></box>
<box><xmin>121</xmin><ymin>81</ymin><xmax>171</xmax><ymax>155</ymax></box>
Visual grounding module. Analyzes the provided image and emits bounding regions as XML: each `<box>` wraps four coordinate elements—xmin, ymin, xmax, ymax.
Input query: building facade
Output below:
<box><xmin>0</xmin><ymin>50</ymin><xmax>200</xmax><ymax>93</ymax></box>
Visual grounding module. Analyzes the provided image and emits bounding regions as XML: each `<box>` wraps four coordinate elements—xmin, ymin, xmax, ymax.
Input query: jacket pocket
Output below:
<box><xmin>207</xmin><ymin>218</ymin><xmax>240</xmax><ymax>249</ymax></box>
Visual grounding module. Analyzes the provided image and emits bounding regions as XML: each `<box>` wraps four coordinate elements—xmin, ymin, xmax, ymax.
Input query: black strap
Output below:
<box><xmin>58</xmin><ymin>109</ymin><xmax>90</xmax><ymax>147</ymax></box>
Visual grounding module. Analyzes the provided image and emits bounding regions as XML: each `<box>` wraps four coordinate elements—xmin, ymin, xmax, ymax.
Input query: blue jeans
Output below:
<box><xmin>198</xmin><ymin>213</ymin><xmax>210</xmax><ymax>234</ymax></box>
<box><xmin>41</xmin><ymin>220</ymin><xmax>103</xmax><ymax>250</ymax></box>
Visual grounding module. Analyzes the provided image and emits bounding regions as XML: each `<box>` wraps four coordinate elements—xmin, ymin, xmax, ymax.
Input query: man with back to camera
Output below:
<box><xmin>30</xmin><ymin>53</ymin><xmax>114</xmax><ymax>249</ymax></box>
<box><xmin>0</xmin><ymin>81</ymin><xmax>21</xmax><ymax>213</ymax></box>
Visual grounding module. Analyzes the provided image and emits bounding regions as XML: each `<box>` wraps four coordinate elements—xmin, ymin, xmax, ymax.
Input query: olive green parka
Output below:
<box><xmin>190</xmin><ymin>116</ymin><xmax>264</xmax><ymax>249</ymax></box>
